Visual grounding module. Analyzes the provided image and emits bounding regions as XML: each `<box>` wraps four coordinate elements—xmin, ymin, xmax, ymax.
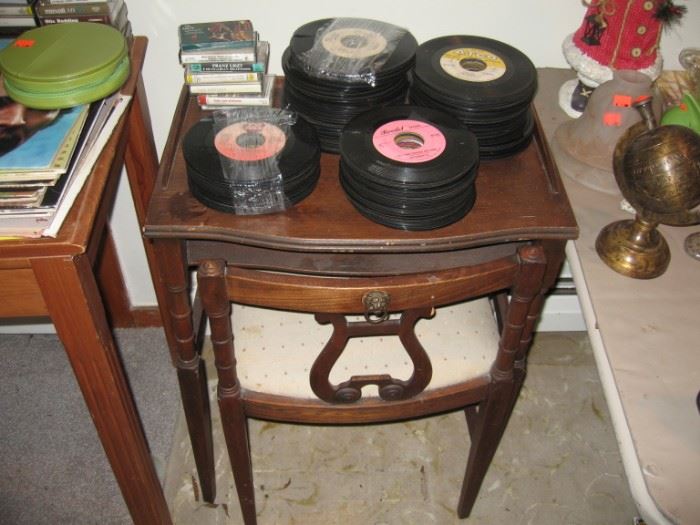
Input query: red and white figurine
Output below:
<box><xmin>560</xmin><ymin>0</ymin><xmax>686</xmax><ymax>117</ymax></box>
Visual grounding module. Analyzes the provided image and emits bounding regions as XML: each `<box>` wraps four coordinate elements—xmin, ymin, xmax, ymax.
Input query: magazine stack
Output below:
<box><xmin>178</xmin><ymin>19</ymin><xmax>273</xmax><ymax>109</ymax></box>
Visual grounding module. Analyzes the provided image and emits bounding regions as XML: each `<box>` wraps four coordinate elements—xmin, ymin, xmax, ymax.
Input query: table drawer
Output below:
<box><xmin>222</xmin><ymin>259</ymin><xmax>518</xmax><ymax>314</ymax></box>
<box><xmin>0</xmin><ymin>268</ymin><xmax>49</xmax><ymax>318</ymax></box>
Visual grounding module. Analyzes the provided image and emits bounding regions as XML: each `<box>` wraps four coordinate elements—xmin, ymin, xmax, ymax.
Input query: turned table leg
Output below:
<box><xmin>152</xmin><ymin>239</ymin><xmax>216</xmax><ymax>503</ymax></box>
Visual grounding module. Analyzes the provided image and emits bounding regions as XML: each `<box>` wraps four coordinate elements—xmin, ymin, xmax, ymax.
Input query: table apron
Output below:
<box><xmin>186</xmin><ymin>239</ymin><xmax>527</xmax><ymax>277</ymax></box>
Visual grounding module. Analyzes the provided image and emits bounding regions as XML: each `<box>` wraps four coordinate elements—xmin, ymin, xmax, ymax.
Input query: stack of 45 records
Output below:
<box><xmin>410</xmin><ymin>35</ymin><xmax>537</xmax><ymax>159</ymax></box>
<box><xmin>182</xmin><ymin>108</ymin><xmax>321</xmax><ymax>215</ymax></box>
<box><xmin>282</xmin><ymin>17</ymin><xmax>417</xmax><ymax>153</ymax></box>
<box><xmin>340</xmin><ymin>105</ymin><xmax>479</xmax><ymax>231</ymax></box>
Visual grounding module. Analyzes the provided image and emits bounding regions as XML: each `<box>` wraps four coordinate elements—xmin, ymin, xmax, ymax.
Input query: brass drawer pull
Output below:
<box><xmin>362</xmin><ymin>290</ymin><xmax>390</xmax><ymax>323</ymax></box>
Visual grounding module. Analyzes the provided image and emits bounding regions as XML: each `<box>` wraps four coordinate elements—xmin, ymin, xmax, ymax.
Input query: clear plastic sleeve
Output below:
<box><xmin>212</xmin><ymin>108</ymin><xmax>296</xmax><ymax>215</ymax></box>
<box><xmin>300</xmin><ymin>18</ymin><xmax>407</xmax><ymax>86</ymax></box>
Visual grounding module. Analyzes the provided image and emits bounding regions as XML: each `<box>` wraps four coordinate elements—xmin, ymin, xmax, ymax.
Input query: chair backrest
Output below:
<box><xmin>197</xmin><ymin>243</ymin><xmax>546</xmax><ymax>423</ymax></box>
<box><xmin>194</xmin><ymin>241</ymin><xmax>548</xmax><ymax>524</ymax></box>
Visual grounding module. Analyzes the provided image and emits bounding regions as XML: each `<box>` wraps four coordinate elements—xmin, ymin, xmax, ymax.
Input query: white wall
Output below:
<box><xmin>111</xmin><ymin>1</ymin><xmax>699</xmax><ymax>307</ymax></box>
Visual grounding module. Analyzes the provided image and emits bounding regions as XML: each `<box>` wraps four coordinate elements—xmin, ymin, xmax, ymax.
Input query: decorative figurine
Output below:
<box><xmin>596</xmin><ymin>97</ymin><xmax>700</xmax><ymax>279</ymax></box>
<box><xmin>560</xmin><ymin>0</ymin><xmax>686</xmax><ymax>118</ymax></box>
<box><xmin>553</xmin><ymin>69</ymin><xmax>658</xmax><ymax>194</ymax></box>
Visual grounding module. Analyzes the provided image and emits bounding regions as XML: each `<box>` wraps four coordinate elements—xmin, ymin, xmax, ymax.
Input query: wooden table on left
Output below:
<box><xmin>0</xmin><ymin>37</ymin><xmax>171</xmax><ymax>524</ymax></box>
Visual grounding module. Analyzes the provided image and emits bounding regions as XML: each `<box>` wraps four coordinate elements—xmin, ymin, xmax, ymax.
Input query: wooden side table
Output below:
<box><xmin>144</xmin><ymin>82</ymin><xmax>579</xmax><ymax>507</ymax></box>
<box><xmin>0</xmin><ymin>38</ymin><xmax>171</xmax><ymax>524</ymax></box>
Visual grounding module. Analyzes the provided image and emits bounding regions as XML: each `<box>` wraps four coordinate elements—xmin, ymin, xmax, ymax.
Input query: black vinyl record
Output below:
<box><xmin>283</xmin><ymin>18</ymin><xmax>417</xmax><ymax>153</ymax></box>
<box><xmin>412</xmin><ymin>35</ymin><xmax>536</xmax><ymax>106</ymax></box>
<box><xmin>341</xmin><ymin>106</ymin><xmax>478</xmax><ymax>184</ymax></box>
<box><xmin>409</xmin><ymin>35</ymin><xmax>537</xmax><ymax>159</ymax></box>
<box><xmin>182</xmin><ymin>112</ymin><xmax>321</xmax><ymax>214</ymax></box>
<box><xmin>289</xmin><ymin>18</ymin><xmax>418</xmax><ymax>82</ymax></box>
<box><xmin>339</xmin><ymin>105</ymin><xmax>479</xmax><ymax>230</ymax></box>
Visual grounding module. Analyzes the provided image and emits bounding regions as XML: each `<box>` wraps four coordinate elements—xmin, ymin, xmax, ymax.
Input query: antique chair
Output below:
<box><xmin>192</xmin><ymin>242</ymin><xmax>546</xmax><ymax>524</ymax></box>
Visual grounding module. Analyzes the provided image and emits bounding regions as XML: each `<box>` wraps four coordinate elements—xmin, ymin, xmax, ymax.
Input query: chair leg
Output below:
<box><xmin>219</xmin><ymin>395</ymin><xmax>257</xmax><ymax>525</ymax></box>
<box><xmin>458</xmin><ymin>245</ymin><xmax>546</xmax><ymax>517</ymax></box>
<box><xmin>198</xmin><ymin>260</ymin><xmax>257</xmax><ymax>525</ymax></box>
<box><xmin>458</xmin><ymin>379</ymin><xmax>520</xmax><ymax>518</ymax></box>
<box><xmin>176</xmin><ymin>359</ymin><xmax>216</xmax><ymax>503</ymax></box>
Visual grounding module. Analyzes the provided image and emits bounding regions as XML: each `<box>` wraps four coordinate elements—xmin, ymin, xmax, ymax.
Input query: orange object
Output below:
<box><xmin>613</xmin><ymin>94</ymin><xmax>632</xmax><ymax>107</ymax></box>
<box><xmin>604</xmin><ymin>112</ymin><xmax>622</xmax><ymax>126</ymax></box>
<box><xmin>13</xmin><ymin>39</ymin><xmax>35</xmax><ymax>48</ymax></box>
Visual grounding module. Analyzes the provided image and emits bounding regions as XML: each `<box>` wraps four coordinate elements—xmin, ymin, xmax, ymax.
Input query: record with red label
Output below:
<box><xmin>182</xmin><ymin>110</ymin><xmax>321</xmax><ymax>214</ymax></box>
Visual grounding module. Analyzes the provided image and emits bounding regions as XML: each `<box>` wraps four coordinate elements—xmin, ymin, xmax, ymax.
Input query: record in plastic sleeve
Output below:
<box><xmin>320</xmin><ymin>27</ymin><xmax>388</xmax><ymax>59</ymax></box>
<box><xmin>214</xmin><ymin>122</ymin><xmax>287</xmax><ymax>162</ymax></box>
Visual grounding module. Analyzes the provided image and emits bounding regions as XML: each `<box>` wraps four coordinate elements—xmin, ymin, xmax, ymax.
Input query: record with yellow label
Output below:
<box><xmin>409</xmin><ymin>35</ymin><xmax>537</xmax><ymax>159</ymax></box>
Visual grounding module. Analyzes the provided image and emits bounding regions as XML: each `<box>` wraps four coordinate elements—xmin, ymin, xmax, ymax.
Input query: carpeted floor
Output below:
<box><xmin>0</xmin><ymin>328</ymin><xmax>178</xmax><ymax>525</ymax></box>
<box><xmin>0</xmin><ymin>328</ymin><xmax>639</xmax><ymax>524</ymax></box>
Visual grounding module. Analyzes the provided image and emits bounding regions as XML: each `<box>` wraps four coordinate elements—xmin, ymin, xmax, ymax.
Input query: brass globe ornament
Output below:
<box><xmin>596</xmin><ymin>97</ymin><xmax>700</xmax><ymax>279</ymax></box>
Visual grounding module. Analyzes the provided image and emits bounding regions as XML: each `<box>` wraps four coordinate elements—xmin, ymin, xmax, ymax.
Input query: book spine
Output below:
<box><xmin>0</xmin><ymin>16</ymin><xmax>36</xmax><ymax>26</ymax></box>
<box><xmin>110</xmin><ymin>1</ymin><xmax>127</xmax><ymax>28</ymax></box>
<box><xmin>185</xmin><ymin>71</ymin><xmax>261</xmax><ymax>84</ymax></box>
<box><xmin>180</xmin><ymin>50</ymin><xmax>256</xmax><ymax>64</ymax></box>
<box><xmin>37</xmin><ymin>0</ymin><xmax>112</xmax><ymax>4</ymax></box>
<box><xmin>40</xmin><ymin>13</ymin><xmax>110</xmax><ymax>23</ymax></box>
<box><xmin>179</xmin><ymin>39</ymin><xmax>257</xmax><ymax>52</ymax></box>
<box><xmin>0</xmin><ymin>5</ymin><xmax>33</xmax><ymax>15</ymax></box>
<box><xmin>187</xmin><ymin>61</ymin><xmax>265</xmax><ymax>73</ymax></box>
<box><xmin>35</xmin><ymin>1</ymin><xmax>116</xmax><ymax>15</ymax></box>
<box><xmin>188</xmin><ymin>83</ymin><xmax>262</xmax><ymax>94</ymax></box>
<box><xmin>178</xmin><ymin>19</ymin><xmax>255</xmax><ymax>51</ymax></box>
<box><xmin>197</xmin><ymin>96</ymin><xmax>270</xmax><ymax>107</ymax></box>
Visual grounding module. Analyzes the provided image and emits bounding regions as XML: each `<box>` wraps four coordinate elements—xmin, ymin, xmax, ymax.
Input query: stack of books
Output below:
<box><xmin>178</xmin><ymin>19</ymin><xmax>273</xmax><ymax>110</ymax></box>
<box><xmin>0</xmin><ymin>92</ymin><xmax>130</xmax><ymax>237</ymax></box>
<box><xmin>0</xmin><ymin>0</ymin><xmax>38</xmax><ymax>36</ymax></box>
<box><xmin>34</xmin><ymin>0</ymin><xmax>131</xmax><ymax>38</ymax></box>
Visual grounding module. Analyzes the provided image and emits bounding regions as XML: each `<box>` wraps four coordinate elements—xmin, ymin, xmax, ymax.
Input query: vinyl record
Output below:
<box><xmin>341</xmin><ymin>106</ymin><xmax>478</xmax><ymax>184</ymax></box>
<box><xmin>182</xmin><ymin>112</ymin><xmax>321</xmax><ymax>214</ymax></box>
<box><xmin>283</xmin><ymin>18</ymin><xmax>417</xmax><ymax>153</ymax></box>
<box><xmin>413</xmin><ymin>35</ymin><xmax>536</xmax><ymax>106</ymax></box>
<box><xmin>341</xmin><ymin>175</ymin><xmax>477</xmax><ymax>230</ymax></box>
<box><xmin>409</xmin><ymin>35</ymin><xmax>537</xmax><ymax>159</ymax></box>
<box><xmin>339</xmin><ymin>105</ymin><xmax>479</xmax><ymax>230</ymax></box>
<box><xmin>289</xmin><ymin>18</ymin><xmax>418</xmax><ymax>82</ymax></box>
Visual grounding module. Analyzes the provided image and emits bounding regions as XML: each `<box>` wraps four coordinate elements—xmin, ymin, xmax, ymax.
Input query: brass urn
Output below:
<box><xmin>596</xmin><ymin>97</ymin><xmax>700</xmax><ymax>279</ymax></box>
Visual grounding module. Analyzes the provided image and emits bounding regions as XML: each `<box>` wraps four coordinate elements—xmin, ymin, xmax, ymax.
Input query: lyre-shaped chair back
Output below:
<box><xmin>195</xmin><ymin>243</ymin><xmax>546</xmax><ymax>524</ymax></box>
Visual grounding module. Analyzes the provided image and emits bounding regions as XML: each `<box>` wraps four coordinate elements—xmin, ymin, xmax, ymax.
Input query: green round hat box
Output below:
<box><xmin>0</xmin><ymin>22</ymin><xmax>129</xmax><ymax>109</ymax></box>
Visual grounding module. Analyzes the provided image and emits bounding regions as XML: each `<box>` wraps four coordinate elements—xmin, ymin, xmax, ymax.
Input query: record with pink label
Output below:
<box><xmin>372</xmin><ymin>119</ymin><xmax>446</xmax><ymax>164</ymax></box>
<box><xmin>339</xmin><ymin>105</ymin><xmax>479</xmax><ymax>230</ymax></box>
<box><xmin>214</xmin><ymin>121</ymin><xmax>287</xmax><ymax>162</ymax></box>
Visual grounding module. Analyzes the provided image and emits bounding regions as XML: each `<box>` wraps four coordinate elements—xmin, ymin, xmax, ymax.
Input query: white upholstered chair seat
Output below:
<box><xmin>232</xmin><ymin>297</ymin><xmax>500</xmax><ymax>399</ymax></box>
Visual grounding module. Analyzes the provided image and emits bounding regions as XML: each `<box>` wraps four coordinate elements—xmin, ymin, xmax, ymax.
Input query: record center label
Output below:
<box><xmin>214</xmin><ymin>122</ymin><xmax>286</xmax><ymax>162</ymax></box>
<box><xmin>440</xmin><ymin>47</ymin><xmax>506</xmax><ymax>82</ymax></box>
<box><xmin>321</xmin><ymin>28</ymin><xmax>388</xmax><ymax>59</ymax></box>
<box><xmin>372</xmin><ymin>119</ymin><xmax>446</xmax><ymax>163</ymax></box>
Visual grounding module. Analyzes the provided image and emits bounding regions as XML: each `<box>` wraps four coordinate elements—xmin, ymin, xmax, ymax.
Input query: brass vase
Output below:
<box><xmin>596</xmin><ymin>98</ymin><xmax>700</xmax><ymax>279</ymax></box>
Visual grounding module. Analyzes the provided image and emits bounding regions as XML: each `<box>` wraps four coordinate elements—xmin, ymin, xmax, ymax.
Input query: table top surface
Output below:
<box><xmin>536</xmin><ymin>68</ymin><xmax>700</xmax><ymax>525</ymax></box>
<box><xmin>145</xmin><ymin>81</ymin><xmax>577</xmax><ymax>253</ymax></box>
